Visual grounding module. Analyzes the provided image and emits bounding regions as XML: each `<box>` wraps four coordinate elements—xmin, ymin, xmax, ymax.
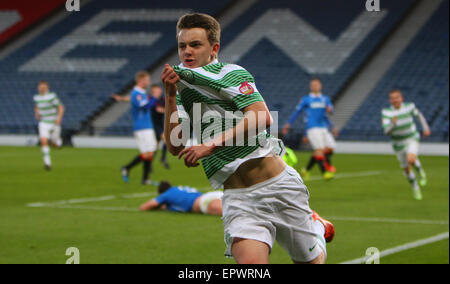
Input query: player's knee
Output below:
<box><xmin>307</xmin><ymin>251</ymin><xmax>326</xmax><ymax>264</ymax></box>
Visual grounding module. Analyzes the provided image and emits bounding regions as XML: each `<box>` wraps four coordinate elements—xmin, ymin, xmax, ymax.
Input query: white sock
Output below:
<box><xmin>42</xmin><ymin>146</ymin><xmax>51</xmax><ymax>166</ymax></box>
<box><xmin>313</xmin><ymin>220</ymin><xmax>327</xmax><ymax>256</ymax></box>
<box><xmin>414</xmin><ymin>159</ymin><xmax>423</xmax><ymax>174</ymax></box>
<box><xmin>404</xmin><ymin>171</ymin><xmax>419</xmax><ymax>190</ymax></box>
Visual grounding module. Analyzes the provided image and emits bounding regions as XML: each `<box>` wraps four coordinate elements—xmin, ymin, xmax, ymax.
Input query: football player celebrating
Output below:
<box><xmin>161</xmin><ymin>13</ymin><xmax>334</xmax><ymax>264</ymax></box>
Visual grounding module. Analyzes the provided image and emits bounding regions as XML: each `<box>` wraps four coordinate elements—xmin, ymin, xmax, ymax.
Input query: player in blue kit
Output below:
<box><xmin>139</xmin><ymin>181</ymin><xmax>223</xmax><ymax>216</ymax></box>
<box><xmin>120</xmin><ymin>71</ymin><xmax>157</xmax><ymax>185</ymax></box>
<box><xmin>282</xmin><ymin>78</ymin><xmax>335</xmax><ymax>180</ymax></box>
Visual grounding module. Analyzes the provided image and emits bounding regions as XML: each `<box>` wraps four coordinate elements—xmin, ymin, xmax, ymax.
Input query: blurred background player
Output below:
<box><xmin>139</xmin><ymin>181</ymin><xmax>223</xmax><ymax>216</ymax></box>
<box><xmin>282</xmin><ymin>78</ymin><xmax>335</xmax><ymax>181</ymax></box>
<box><xmin>118</xmin><ymin>71</ymin><xmax>157</xmax><ymax>185</ymax></box>
<box><xmin>149</xmin><ymin>84</ymin><xmax>170</xmax><ymax>169</ymax></box>
<box><xmin>33</xmin><ymin>81</ymin><xmax>64</xmax><ymax>171</ymax></box>
<box><xmin>113</xmin><ymin>84</ymin><xmax>170</xmax><ymax>169</ymax></box>
<box><xmin>382</xmin><ymin>89</ymin><xmax>431</xmax><ymax>200</ymax></box>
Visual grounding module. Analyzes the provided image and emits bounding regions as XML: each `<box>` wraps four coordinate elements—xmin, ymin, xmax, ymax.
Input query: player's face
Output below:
<box><xmin>178</xmin><ymin>28</ymin><xmax>219</xmax><ymax>68</ymax></box>
<box><xmin>151</xmin><ymin>87</ymin><xmax>163</xmax><ymax>99</ymax></box>
<box><xmin>38</xmin><ymin>83</ymin><xmax>49</xmax><ymax>94</ymax></box>
<box><xmin>310</xmin><ymin>80</ymin><xmax>322</xmax><ymax>93</ymax></box>
<box><xmin>389</xmin><ymin>92</ymin><xmax>403</xmax><ymax>109</ymax></box>
<box><xmin>139</xmin><ymin>75</ymin><xmax>151</xmax><ymax>89</ymax></box>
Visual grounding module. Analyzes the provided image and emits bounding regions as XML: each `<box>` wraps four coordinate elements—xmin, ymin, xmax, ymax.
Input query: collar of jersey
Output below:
<box><xmin>309</xmin><ymin>93</ymin><xmax>323</xmax><ymax>98</ymax></box>
<box><xmin>133</xmin><ymin>86</ymin><xmax>146</xmax><ymax>94</ymax></box>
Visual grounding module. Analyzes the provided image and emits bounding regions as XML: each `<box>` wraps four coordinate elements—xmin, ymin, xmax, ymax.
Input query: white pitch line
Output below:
<box><xmin>309</xmin><ymin>170</ymin><xmax>382</xmax><ymax>181</ymax></box>
<box><xmin>49</xmin><ymin>205</ymin><xmax>140</xmax><ymax>212</ymax></box>
<box><xmin>26</xmin><ymin>192</ymin><xmax>157</xmax><ymax>208</ymax></box>
<box><xmin>341</xmin><ymin>232</ymin><xmax>450</xmax><ymax>264</ymax></box>
<box><xmin>329</xmin><ymin>216</ymin><xmax>449</xmax><ymax>225</ymax></box>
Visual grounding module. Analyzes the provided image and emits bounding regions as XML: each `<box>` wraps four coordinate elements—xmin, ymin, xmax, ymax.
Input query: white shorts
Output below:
<box><xmin>38</xmin><ymin>122</ymin><xmax>61</xmax><ymax>145</ymax></box>
<box><xmin>222</xmin><ymin>166</ymin><xmax>324</xmax><ymax>262</ymax></box>
<box><xmin>134</xmin><ymin>129</ymin><xmax>157</xmax><ymax>154</ymax></box>
<box><xmin>307</xmin><ymin>127</ymin><xmax>328</xmax><ymax>150</ymax></box>
<box><xmin>325</xmin><ymin>131</ymin><xmax>336</xmax><ymax>150</ymax></box>
<box><xmin>199</xmin><ymin>191</ymin><xmax>223</xmax><ymax>214</ymax></box>
<box><xmin>396</xmin><ymin>140</ymin><xmax>419</xmax><ymax>168</ymax></box>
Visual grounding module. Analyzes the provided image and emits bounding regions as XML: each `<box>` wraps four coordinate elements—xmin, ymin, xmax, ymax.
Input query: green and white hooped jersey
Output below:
<box><xmin>174</xmin><ymin>60</ymin><xmax>285</xmax><ymax>189</ymax></box>
<box><xmin>382</xmin><ymin>102</ymin><xmax>420</xmax><ymax>152</ymax></box>
<box><xmin>33</xmin><ymin>92</ymin><xmax>61</xmax><ymax>124</ymax></box>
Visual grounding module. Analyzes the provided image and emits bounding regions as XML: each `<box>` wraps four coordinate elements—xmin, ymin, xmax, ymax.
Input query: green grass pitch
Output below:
<box><xmin>0</xmin><ymin>146</ymin><xmax>448</xmax><ymax>264</ymax></box>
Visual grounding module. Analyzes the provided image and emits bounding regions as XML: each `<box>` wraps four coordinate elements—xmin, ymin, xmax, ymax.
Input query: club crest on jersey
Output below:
<box><xmin>137</xmin><ymin>95</ymin><xmax>142</xmax><ymax>101</ymax></box>
<box><xmin>239</xmin><ymin>81</ymin><xmax>254</xmax><ymax>95</ymax></box>
<box><xmin>180</xmin><ymin>69</ymin><xmax>195</xmax><ymax>84</ymax></box>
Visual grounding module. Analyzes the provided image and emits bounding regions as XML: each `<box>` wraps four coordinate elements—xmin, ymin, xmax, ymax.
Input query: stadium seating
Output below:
<box><xmin>105</xmin><ymin>0</ymin><xmax>417</xmax><ymax>137</ymax></box>
<box><xmin>340</xmin><ymin>0</ymin><xmax>449</xmax><ymax>143</ymax></box>
<box><xmin>0</xmin><ymin>0</ymin><xmax>232</xmax><ymax>135</ymax></box>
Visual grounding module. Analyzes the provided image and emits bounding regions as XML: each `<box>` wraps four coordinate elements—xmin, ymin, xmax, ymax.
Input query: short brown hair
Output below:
<box><xmin>389</xmin><ymin>89</ymin><xmax>402</xmax><ymax>95</ymax></box>
<box><xmin>38</xmin><ymin>80</ymin><xmax>49</xmax><ymax>86</ymax></box>
<box><xmin>135</xmin><ymin>71</ymin><xmax>150</xmax><ymax>83</ymax></box>
<box><xmin>158</xmin><ymin>181</ymin><xmax>172</xmax><ymax>194</ymax></box>
<box><xmin>176</xmin><ymin>13</ymin><xmax>221</xmax><ymax>45</ymax></box>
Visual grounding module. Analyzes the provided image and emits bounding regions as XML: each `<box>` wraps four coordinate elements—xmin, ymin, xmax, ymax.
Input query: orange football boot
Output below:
<box><xmin>312</xmin><ymin>210</ymin><xmax>335</xmax><ymax>243</ymax></box>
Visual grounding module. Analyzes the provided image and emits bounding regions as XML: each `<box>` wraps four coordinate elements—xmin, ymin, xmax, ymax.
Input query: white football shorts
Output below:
<box><xmin>222</xmin><ymin>166</ymin><xmax>325</xmax><ymax>262</ymax></box>
<box><xmin>396</xmin><ymin>139</ymin><xmax>420</xmax><ymax>168</ymax></box>
<box><xmin>38</xmin><ymin>122</ymin><xmax>61</xmax><ymax>145</ymax></box>
<box><xmin>307</xmin><ymin>127</ymin><xmax>328</xmax><ymax>150</ymax></box>
<box><xmin>199</xmin><ymin>191</ymin><xmax>223</xmax><ymax>214</ymax></box>
<box><xmin>134</xmin><ymin>129</ymin><xmax>157</xmax><ymax>154</ymax></box>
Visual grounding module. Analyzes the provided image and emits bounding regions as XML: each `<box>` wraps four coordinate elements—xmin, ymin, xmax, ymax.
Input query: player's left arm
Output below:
<box><xmin>413</xmin><ymin>105</ymin><xmax>431</xmax><ymax>138</ymax></box>
<box><xmin>178</xmin><ymin>101</ymin><xmax>272</xmax><ymax>167</ymax></box>
<box><xmin>326</xmin><ymin>97</ymin><xmax>334</xmax><ymax>114</ymax></box>
<box><xmin>139</xmin><ymin>199</ymin><xmax>161</xmax><ymax>211</ymax></box>
<box><xmin>55</xmin><ymin>96</ymin><xmax>64</xmax><ymax>125</ymax></box>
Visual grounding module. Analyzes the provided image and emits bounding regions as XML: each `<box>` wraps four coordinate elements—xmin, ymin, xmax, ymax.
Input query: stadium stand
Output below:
<box><xmin>340</xmin><ymin>0</ymin><xmax>449</xmax><ymax>142</ymax></box>
<box><xmin>104</xmin><ymin>0</ymin><xmax>416</xmax><ymax>138</ymax></box>
<box><xmin>0</xmin><ymin>0</ymin><xmax>64</xmax><ymax>46</ymax></box>
<box><xmin>0</xmin><ymin>0</ymin><xmax>232</xmax><ymax>135</ymax></box>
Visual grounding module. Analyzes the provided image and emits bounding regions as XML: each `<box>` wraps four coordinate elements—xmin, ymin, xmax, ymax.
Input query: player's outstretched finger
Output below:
<box><xmin>178</xmin><ymin>147</ymin><xmax>190</xmax><ymax>159</ymax></box>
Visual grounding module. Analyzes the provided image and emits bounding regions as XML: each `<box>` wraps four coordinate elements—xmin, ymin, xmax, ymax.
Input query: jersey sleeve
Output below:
<box><xmin>154</xmin><ymin>191</ymin><xmax>169</xmax><ymax>205</ymax></box>
<box><xmin>52</xmin><ymin>94</ymin><xmax>62</xmax><ymax>106</ymax></box>
<box><xmin>288</xmin><ymin>98</ymin><xmax>306</xmax><ymax>125</ymax></box>
<box><xmin>220</xmin><ymin>68</ymin><xmax>265</xmax><ymax>110</ymax></box>
<box><xmin>326</xmin><ymin>96</ymin><xmax>334</xmax><ymax>112</ymax></box>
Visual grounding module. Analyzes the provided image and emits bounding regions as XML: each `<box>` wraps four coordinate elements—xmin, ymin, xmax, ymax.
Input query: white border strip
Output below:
<box><xmin>341</xmin><ymin>232</ymin><xmax>449</xmax><ymax>264</ymax></box>
<box><xmin>1</xmin><ymin>135</ymin><xmax>448</xmax><ymax>156</ymax></box>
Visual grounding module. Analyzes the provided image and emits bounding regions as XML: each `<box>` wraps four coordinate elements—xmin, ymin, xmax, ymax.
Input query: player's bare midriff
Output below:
<box><xmin>223</xmin><ymin>156</ymin><xmax>286</xmax><ymax>190</ymax></box>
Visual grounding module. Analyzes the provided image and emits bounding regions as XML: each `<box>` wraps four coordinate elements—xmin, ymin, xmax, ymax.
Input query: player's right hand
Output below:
<box><xmin>161</xmin><ymin>64</ymin><xmax>180</xmax><ymax>96</ymax></box>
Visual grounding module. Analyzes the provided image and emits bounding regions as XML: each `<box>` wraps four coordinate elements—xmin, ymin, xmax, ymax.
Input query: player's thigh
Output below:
<box><xmin>50</xmin><ymin>125</ymin><xmax>61</xmax><ymax>144</ymax></box>
<box><xmin>222</xmin><ymin>189</ymin><xmax>276</xmax><ymax>260</ymax></box>
<box><xmin>38</xmin><ymin>122</ymin><xmax>51</xmax><ymax>141</ymax></box>
<box><xmin>272</xmin><ymin>167</ymin><xmax>324</xmax><ymax>263</ymax></box>
<box><xmin>396</xmin><ymin>149</ymin><xmax>409</xmax><ymax>169</ymax></box>
<box><xmin>231</xmin><ymin>238</ymin><xmax>270</xmax><ymax>264</ymax></box>
<box><xmin>406</xmin><ymin>141</ymin><xmax>419</xmax><ymax>163</ymax></box>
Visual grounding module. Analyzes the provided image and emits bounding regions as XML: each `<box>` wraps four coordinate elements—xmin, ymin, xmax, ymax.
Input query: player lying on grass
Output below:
<box><xmin>139</xmin><ymin>181</ymin><xmax>223</xmax><ymax>215</ymax></box>
<box><xmin>117</xmin><ymin>71</ymin><xmax>157</xmax><ymax>185</ymax></box>
<box><xmin>382</xmin><ymin>89</ymin><xmax>431</xmax><ymax>200</ymax></box>
<box><xmin>161</xmin><ymin>13</ymin><xmax>334</xmax><ymax>264</ymax></box>
<box><xmin>33</xmin><ymin>80</ymin><xmax>65</xmax><ymax>171</ymax></box>
<box><xmin>282</xmin><ymin>78</ymin><xmax>336</xmax><ymax>181</ymax></box>
<box><xmin>112</xmin><ymin>84</ymin><xmax>170</xmax><ymax>169</ymax></box>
